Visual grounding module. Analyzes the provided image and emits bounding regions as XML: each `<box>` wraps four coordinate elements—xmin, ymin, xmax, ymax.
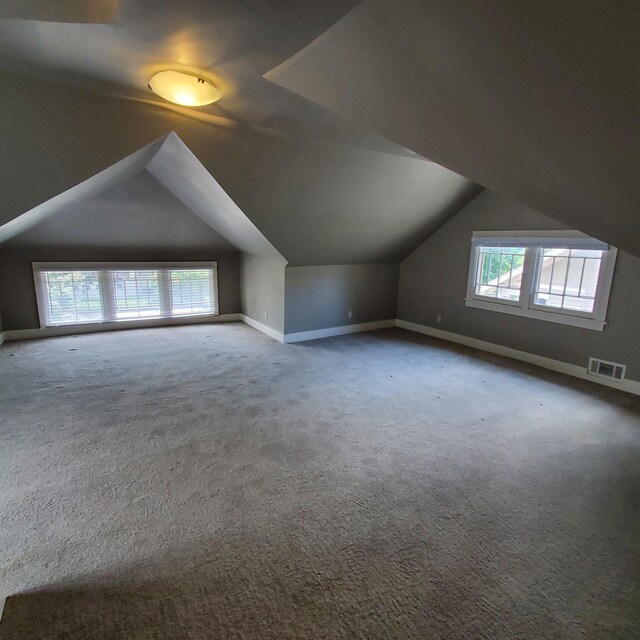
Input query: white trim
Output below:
<box><xmin>0</xmin><ymin>332</ymin><xmax>5</xmax><ymax>347</ymax></box>
<box><xmin>33</xmin><ymin>261</ymin><xmax>219</xmax><ymax>328</ymax></box>
<box><xmin>2</xmin><ymin>314</ymin><xmax>241</xmax><ymax>341</ymax></box>
<box><xmin>471</xmin><ymin>229</ymin><xmax>608</xmax><ymax>250</ymax></box>
<box><xmin>395</xmin><ymin>319</ymin><xmax>640</xmax><ymax>396</ymax></box>
<box><xmin>240</xmin><ymin>315</ymin><xmax>284</xmax><ymax>342</ymax></box>
<box><xmin>466</xmin><ymin>236</ymin><xmax>617</xmax><ymax>332</ymax></box>
<box><xmin>284</xmin><ymin>319</ymin><xmax>395</xmax><ymax>343</ymax></box>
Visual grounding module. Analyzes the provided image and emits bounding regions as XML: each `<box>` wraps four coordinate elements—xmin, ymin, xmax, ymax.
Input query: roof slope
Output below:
<box><xmin>266</xmin><ymin>0</ymin><xmax>640</xmax><ymax>256</ymax></box>
<box><xmin>0</xmin><ymin>72</ymin><xmax>478</xmax><ymax>264</ymax></box>
<box><xmin>3</xmin><ymin>169</ymin><xmax>237</xmax><ymax>252</ymax></box>
<box><xmin>0</xmin><ymin>129</ymin><xmax>281</xmax><ymax>259</ymax></box>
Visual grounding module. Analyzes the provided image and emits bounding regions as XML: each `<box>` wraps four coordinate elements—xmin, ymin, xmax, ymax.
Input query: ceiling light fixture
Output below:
<box><xmin>148</xmin><ymin>70</ymin><xmax>221</xmax><ymax>107</ymax></box>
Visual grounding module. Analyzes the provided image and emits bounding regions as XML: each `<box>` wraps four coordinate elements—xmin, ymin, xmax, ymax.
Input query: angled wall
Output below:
<box><xmin>0</xmin><ymin>171</ymin><xmax>241</xmax><ymax>331</ymax></box>
<box><xmin>0</xmin><ymin>71</ymin><xmax>476</xmax><ymax>266</ymax></box>
<box><xmin>240</xmin><ymin>254</ymin><xmax>286</xmax><ymax>335</ymax></box>
<box><xmin>397</xmin><ymin>190</ymin><xmax>640</xmax><ymax>382</ymax></box>
<box><xmin>267</xmin><ymin>0</ymin><xmax>640</xmax><ymax>257</ymax></box>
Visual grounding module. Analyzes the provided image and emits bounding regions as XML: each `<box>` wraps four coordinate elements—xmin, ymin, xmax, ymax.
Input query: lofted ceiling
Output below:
<box><xmin>3</xmin><ymin>170</ymin><xmax>236</xmax><ymax>251</ymax></box>
<box><xmin>267</xmin><ymin>0</ymin><xmax>640</xmax><ymax>257</ymax></box>
<box><xmin>0</xmin><ymin>73</ymin><xmax>478</xmax><ymax>265</ymax></box>
<box><xmin>0</xmin><ymin>0</ymin><xmax>414</xmax><ymax>156</ymax></box>
<box><xmin>3</xmin><ymin>1</ymin><xmax>634</xmax><ymax>264</ymax></box>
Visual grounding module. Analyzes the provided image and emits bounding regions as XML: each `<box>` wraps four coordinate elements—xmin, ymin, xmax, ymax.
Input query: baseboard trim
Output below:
<box><xmin>240</xmin><ymin>315</ymin><xmax>284</xmax><ymax>343</ymax></box>
<box><xmin>284</xmin><ymin>319</ymin><xmax>396</xmax><ymax>344</ymax></box>
<box><xmin>2</xmin><ymin>313</ymin><xmax>242</xmax><ymax>342</ymax></box>
<box><xmin>396</xmin><ymin>319</ymin><xmax>640</xmax><ymax>396</ymax></box>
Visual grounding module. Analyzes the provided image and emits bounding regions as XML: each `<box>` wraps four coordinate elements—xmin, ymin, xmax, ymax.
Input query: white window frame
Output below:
<box><xmin>33</xmin><ymin>261</ymin><xmax>219</xmax><ymax>329</ymax></box>
<box><xmin>465</xmin><ymin>231</ymin><xmax>617</xmax><ymax>331</ymax></box>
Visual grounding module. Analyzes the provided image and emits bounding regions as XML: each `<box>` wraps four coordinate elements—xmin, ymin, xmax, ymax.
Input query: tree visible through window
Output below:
<box><xmin>36</xmin><ymin>263</ymin><xmax>217</xmax><ymax>326</ymax></box>
<box><xmin>466</xmin><ymin>232</ymin><xmax>616</xmax><ymax>331</ymax></box>
<box><xmin>474</xmin><ymin>246</ymin><xmax>525</xmax><ymax>301</ymax></box>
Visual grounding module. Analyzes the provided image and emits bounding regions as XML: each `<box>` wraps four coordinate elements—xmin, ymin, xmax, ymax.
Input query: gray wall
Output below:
<box><xmin>397</xmin><ymin>190</ymin><xmax>640</xmax><ymax>382</ymax></box>
<box><xmin>0</xmin><ymin>71</ymin><xmax>475</xmax><ymax>265</ymax></box>
<box><xmin>5</xmin><ymin>170</ymin><xmax>237</xmax><ymax>251</ymax></box>
<box><xmin>284</xmin><ymin>264</ymin><xmax>398</xmax><ymax>334</ymax></box>
<box><xmin>240</xmin><ymin>254</ymin><xmax>286</xmax><ymax>334</ymax></box>
<box><xmin>0</xmin><ymin>248</ymin><xmax>241</xmax><ymax>331</ymax></box>
<box><xmin>268</xmin><ymin>0</ymin><xmax>640</xmax><ymax>257</ymax></box>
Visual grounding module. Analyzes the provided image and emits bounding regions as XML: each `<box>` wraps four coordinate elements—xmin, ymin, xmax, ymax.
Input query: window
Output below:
<box><xmin>466</xmin><ymin>232</ymin><xmax>617</xmax><ymax>331</ymax></box>
<box><xmin>34</xmin><ymin>262</ymin><xmax>218</xmax><ymax>327</ymax></box>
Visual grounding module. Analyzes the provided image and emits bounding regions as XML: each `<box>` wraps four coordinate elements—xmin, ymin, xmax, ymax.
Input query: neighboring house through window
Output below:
<box><xmin>466</xmin><ymin>231</ymin><xmax>617</xmax><ymax>331</ymax></box>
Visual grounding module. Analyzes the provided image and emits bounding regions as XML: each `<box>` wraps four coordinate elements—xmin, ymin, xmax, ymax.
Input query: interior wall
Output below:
<box><xmin>284</xmin><ymin>264</ymin><xmax>398</xmax><ymax>335</ymax></box>
<box><xmin>0</xmin><ymin>248</ymin><xmax>241</xmax><ymax>331</ymax></box>
<box><xmin>397</xmin><ymin>190</ymin><xmax>640</xmax><ymax>382</ymax></box>
<box><xmin>0</xmin><ymin>72</ymin><xmax>477</xmax><ymax>265</ymax></box>
<box><xmin>240</xmin><ymin>254</ymin><xmax>286</xmax><ymax>334</ymax></box>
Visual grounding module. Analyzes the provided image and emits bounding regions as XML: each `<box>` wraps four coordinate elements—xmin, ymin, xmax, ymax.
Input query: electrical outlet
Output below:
<box><xmin>264</xmin><ymin>311</ymin><xmax>269</xmax><ymax>320</ymax></box>
<box><xmin>436</xmin><ymin>314</ymin><xmax>442</xmax><ymax>323</ymax></box>
<box><xmin>348</xmin><ymin>310</ymin><xmax>353</xmax><ymax>319</ymax></box>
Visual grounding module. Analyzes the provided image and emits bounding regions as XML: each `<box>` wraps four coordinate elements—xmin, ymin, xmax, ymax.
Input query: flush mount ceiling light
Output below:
<box><xmin>148</xmin><ymin>70</ymin><xmax>221</xmax><ymax>107</ymax></box>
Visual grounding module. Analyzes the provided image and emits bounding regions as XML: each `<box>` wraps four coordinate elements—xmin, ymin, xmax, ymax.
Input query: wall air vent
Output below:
<box><xmin>588</xmin><ymin>358</ymin><xmax>626</xmax><ymax>381</ymax></box>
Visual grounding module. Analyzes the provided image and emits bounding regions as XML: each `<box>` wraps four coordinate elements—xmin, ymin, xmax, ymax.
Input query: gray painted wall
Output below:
<box><xmin>4</xmin><ymin>170</ymin><xmax>236</xmax><ymax>251</ymax></box>
<box><xmin>240</xmin><ymin>254</ymin><xmax>286</xmax><ymax>334</ymax></box>
<box><xmin>284</xmin><ymin>264</ymin><xmax>398</xmax><ymax>334</ymax></box>
<box><xmin>397</xmin><ymin>190</ymin><xmax>640</xmax><ymax>382</ymax></box>
<box><xmin>268</xmin><ymin>0</ymin><xmax>640</xmax><ymax>257</ymax></box>
<box><xmin>0</xmin><ymin>248</ymin><xmax>240</xmax><ymax>331</ymax></box>
<box><xmin>0</xmin><ymin>72</ymin><xmax>475</xmax><ymax>265</ymax></box>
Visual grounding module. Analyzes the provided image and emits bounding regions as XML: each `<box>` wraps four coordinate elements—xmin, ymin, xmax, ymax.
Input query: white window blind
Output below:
<box><xmin>41</xmin><ymin>270</ymin><xmax>104</xmax><ymax>325</ymax></box>
<box><xmin>170</xmin><ymin>269</ymin><xmax>215</xmax><ymax>316</ymax></box>
<box><xmin>34</xmin><ymin>262</ymin><xmax>217</xmax><ymax>327</ymax></box>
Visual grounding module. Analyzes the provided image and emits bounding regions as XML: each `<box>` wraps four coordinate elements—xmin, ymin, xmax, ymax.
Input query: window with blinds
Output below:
<box><xmin>34</xmin><ymin>262</ymin><xmax>217</xmax><ymax>327</ymax></box>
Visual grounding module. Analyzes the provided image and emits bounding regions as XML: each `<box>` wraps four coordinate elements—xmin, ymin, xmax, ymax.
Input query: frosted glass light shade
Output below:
<box><xmin>148</xmin><ymin>70</ymin><xmax>221</xmax><ymax>107</ymax></box>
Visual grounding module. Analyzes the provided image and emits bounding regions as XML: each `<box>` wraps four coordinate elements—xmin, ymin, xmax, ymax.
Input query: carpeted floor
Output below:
<box><xmin>1</xmin><ymin>323</ymin><xmax>639</xmax><ymax>639</ymax></box>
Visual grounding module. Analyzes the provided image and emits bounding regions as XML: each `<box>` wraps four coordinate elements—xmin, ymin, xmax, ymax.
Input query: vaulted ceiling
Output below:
<box><xmin>0</xmin><ymin>0</ymin><xmax>637</xmax><ymax>262</ymax></box>
<box><xmin>267</xmin><ymin>0</ymin><xmax>640</xmax><ymax>256</ymax></box>
<box><xmin>3</xmin><ymin>170</ymin><xmax>236</xmax><ymax>251</ymax></box>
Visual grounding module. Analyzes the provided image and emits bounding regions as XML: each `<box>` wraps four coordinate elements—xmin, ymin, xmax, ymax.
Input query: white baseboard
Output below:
<box><xmin>284</xmin><ymin>319</ymin><xmax>395</xmax><ymax>344</ymax></box>
<box><xmin>2</xmin><ymin>313</ymin><xmax>242</xmax><ymax>342</ymax></box>
<box><xmin>396</xmin><ymin>319</ymin><xmax>640</xmax><ymax>396</ymax></box>
<box><xmin>240</xmin><ymin>314</ymin><xmax>284</xmax><ymax>343</ymax></box>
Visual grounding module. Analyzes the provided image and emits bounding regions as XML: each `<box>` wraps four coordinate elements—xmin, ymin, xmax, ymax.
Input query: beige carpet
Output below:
<box><xmin>1</xmin><ymin>323</ymin><xmax>639</xmax><ymax>639</ymax></box>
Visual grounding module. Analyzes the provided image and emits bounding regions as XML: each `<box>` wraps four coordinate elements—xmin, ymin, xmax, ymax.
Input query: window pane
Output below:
<box><xmin>532</xmin><ymin>248</ymin><xmax>603</xmax><ymax>314</ymax></box>
<box><xmin>170</xmin><ymin>269</ymin><xmax>214</xmax><ymax>316</ymax></box>
<box><xmin>111</xmin><ymin>270</ymin><xmax>161</xmax><ymax>320</ymax></box>
<box><xmin>43</xmin><ymin>270</ymin><xmax>103</xmax><ymax>325</ymax></box>
<box><xmin>474</xmin><ymin>246</ymin><xmax>525</xmax><ymax>302</ymax></box>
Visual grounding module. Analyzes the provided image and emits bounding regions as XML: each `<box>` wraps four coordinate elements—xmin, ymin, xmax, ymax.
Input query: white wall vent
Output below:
<box><xmin>588</xmin><ymin>358</ymin><xmax>626</xmax><ymax>381</ymax></box>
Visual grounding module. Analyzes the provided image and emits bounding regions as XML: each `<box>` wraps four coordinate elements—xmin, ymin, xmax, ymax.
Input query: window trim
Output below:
<box><xmin>33</xmin><ymin>261</ymin><xmax>219</xmax><ymax>329</ymax></box>
<box><xmin>465</xmin><ymin>231</ymin><xmax>617</xmax><ymax>331</ymax></box>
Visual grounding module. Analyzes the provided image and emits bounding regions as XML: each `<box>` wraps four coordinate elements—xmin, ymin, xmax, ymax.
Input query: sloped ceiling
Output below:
<box><xmin>0</xmin><ymin>72</ymin><xmax>478</xmax><ymax>264</ymax></box>
<box><xmin>0</xmin><ymin>129</ymin><xmax>281</xmax><ymax>258</ymax></box>
<box><xmin>0</xmin><ymin>0</ymin><xmax>409</xmax><ymax>156</ymax></box>
<box><xmin>267</xmin><ymin>0</ymin><xmax>640</xmax><ymax>257</ymax></box>
<box><xmin>3</xmin><ymin>169</ymin><xmax>236</xmax><ymax>251</ymax></box>
<box><xmin>0</xmin><ymin>0</ymin><xmax>119</xmax><ymax>23</ymax></box>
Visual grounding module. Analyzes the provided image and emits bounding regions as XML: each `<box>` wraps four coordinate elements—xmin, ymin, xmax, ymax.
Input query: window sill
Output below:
<box><xmin>465</xmin><ymin>297</ymin><xmax>605</xmax><ymax>331</ymax></box>
<box><xmin>43</xmin><ymin>313</ymin><xmax>219</xmax><ymax>331</ymax></box>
